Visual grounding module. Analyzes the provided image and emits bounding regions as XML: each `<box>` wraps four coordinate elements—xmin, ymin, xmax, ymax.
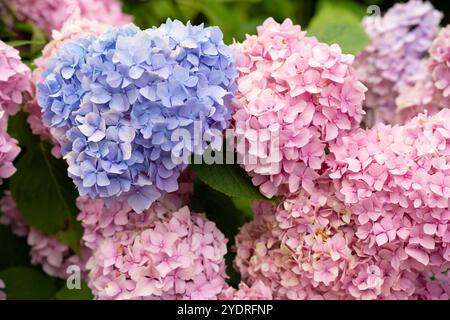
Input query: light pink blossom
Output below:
<box><xmin>394</xmin><ymin>26</ymin><xmax>450</xmax><ymax>124</ymax></box>
<box><xmin>415</xmin><ymin>270</ymin><xmax>450</xmax><ymax>300</ymax></box>
<box><xmin>77</xmin><ymin>170</ymin><xmax>193</xmax><ymax>250</ymax></box>
<box><xmin>429</xmin><ymin>25</ymin><xmax>450</xmax><ymax>99</ymax></box>
<box><xmin>234</xmin><ymin>183</ymin><xmax>421</xmax><ymax>299</ymax></box>
<box><xmin>0</xmin><ymin>131</ymin><xmax>20</xmax><ymax>185</ymax></box>
<box><xmin>328</xmin><ymin>109</ymin><xmax>450</xmax><ymax>282</ymax></box>
<box><xmin>0</xmin><ymin>40</ymin><xmax>30</xmax><ymax>126</ymax></box>
<box><xmin>0</xmin><ymin>279</ymin><xmax>5</xmax><ymax>300</ymax></box>
<box><xmin>231</xmin><ymin>18</ymin><xmax>366</xmax><ymax>198</ymax></box>
<box><xmin>220</xmin><ymin>281</ymin><xmax>273</xmax><ymax>300</ymax></box>
<box><xmin>395</xmin><ymin>78</ymin><xmax>444</xmax><ymax>124</ymax></box>
<box><xmin>12</xmin><ymin>0</ymin><xmax>131</xmax><ymax>34</ymax></box>
<box><xmin>86</xmin><ymin>206</ymin><xmax>228</xmax><ymax>300</ymax></box>
<box><xmin>354</xmin><ymin>0</ymin><xmax>442</xmax><ymax>127</ymax></box>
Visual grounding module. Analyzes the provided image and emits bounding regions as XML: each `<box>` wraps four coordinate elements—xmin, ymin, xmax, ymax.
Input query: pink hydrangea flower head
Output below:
<box><xmin>395</xmin><ymin>78</ymin><xmax>444</xmax><ymax>124</ymax></box>
<box><xmin>0</xmin><ymin>40</ymin><xmax>30</xmax><ymax>123</ymax></box>
<box><xmin>27</xmin><ymin>229</ymin><xmax>90</xmax><ymax>279</ymax></box>
<box><xmin>354</xmin><ymin>0</ymin><xmax>442</xmax><ymax>126</ymax></box>
<box><xmin>77</xmin><ymin>169</ymin><xmax>193</xmax><ymax>250</ymax></box>
<box><xmin>0</xmin><ymin>191</ymin><xmax>29</xmax><ymax>236</ymax></box>
<box><xmin>34</xmin><ymin>18</ymin><xmax>110</xmax><ymax>75</ymax></box>
<box><xmin>0</xmin><ymin>279</ymin><xmax>5</xmax><ymax>300</ymax></box>
<box><xmin>429</xmin><ymin>25</ymin><xmax>450</xmax><ymax>99</ymax></box>
<box><xmin>415</xmin><ymin>269</ymin><xmax>450</xmax><ymax>300</ymax></box>
<box><xmin>234</xmin><ymin>184</ymin><xmax>421</xmax><ymax>299</ymax></box>
<box><xmin>220</xmin><ymin>281</ymin><xmax>273</xmax><ymax>300</ymax></box>
<box><xmin>231</xmin><ymin>18</ymin><xmax>366</xmax><ymax>198</ymax></box>
<box><xmin>12</xmin><ymin>0</ymin><xmax>131</xmax><ymax>34</ymax></box>
<box><xmin>328</xmin><ymin>109</ymin><xmax>450</xmax><ymax>283</ymax></box>
<box><xmin>86</xmin><ymin>206</ymin><xmax>228</xmax><ymax>300</ymax></box>
<box><xmin>26</xmin><ymin>19</ymin><xmax>110</xmax><ymax>157</ymax></box>
<box><xmin>0</xmin><ymin>192</ymin><xmax>89</xmax><ymax>279</ymax></box>
<box><xmin>394</xmin><ymin>25</ymin><xmax>450</xmax><ymax>124</ymax></box>
<box><xmin>0</xmin><ymin>130</ymin><xmax>20</xmax><ymax>184</ymax></box>
<box><xmin>75</xmin><ymin>0</ymin><xmax>132</xmax><ymax>25</ymax></box>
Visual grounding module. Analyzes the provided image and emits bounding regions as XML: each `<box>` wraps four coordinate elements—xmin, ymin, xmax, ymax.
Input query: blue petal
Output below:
<box><xmin>110</xmin><ymin>93</ymin><xmax>129</xmax><ymax>112</ymax></box>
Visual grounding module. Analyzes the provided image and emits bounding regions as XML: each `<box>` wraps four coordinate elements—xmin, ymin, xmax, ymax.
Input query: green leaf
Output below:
<box><xmin>307</xmin><ymin>0</ymin><xmax>369</xmax><ymax>54</ymax></box>
<box><xmin>55</xmin><ymin>215</ymin><xmax>83</xmax><ymax>255</ymax></box>
<box><xmin>196</xmin><ymin>0</ymin><xmax>242</xmax><ymax>43</ymax></box>
<box><xmin>10</xmin><ymin>140</ymin><xmax>81</xmax><ymax>252</ymax></box>
<box><xmin>7</xmin><ymin>110</ymin><xmax>40</xmax><ymax>149</ymax></box>
<box><xmin>13</xmin><ymin>22</ymin><xmax>34</xmax><ymax>33</ymax></box>
<box><xmin>192</xmin><ymin>163</ymin><xmax>266</xmax><ymax>200</ymax></box>
<box><xmin>314</xmin><ymin>0</ymin><xmax>367</xmax><ymax>20</ymax></box>
<box><xmin>191</xmin><ymin>180</ymin><xmax>247</xmax><ymax>241</ymax></box>
<box><xmin>231</xmin><ymin>197</ymin><xmax>254</xmax><ymax>221</ymax></box>
<box><xmin>308</xmin><ymin>23</ymin><xmax>369</xmax><ymax>55</ymax></box>
<box><xmin>0</xmin><ymin>267</ymin><xmax>57</xmax><ymax>299</ymax></box>
<box><xmin>56</xmin><ymin>281</ymin><xmax>93</xmax><ymax>300</ymax></box>
<box><xmin>0</xmin><ymin>225</ymin><xmax>31</xmax><ymax>271</ymax></box>
<box><xmin>30</xmin><ymin>24</ymin><xmax>47</xmax><ymax>55</ymax></box>
<box><xmin>6</xmin><ymin>39</ymin><xmax>46</xmax><ymax>48</ymax></box>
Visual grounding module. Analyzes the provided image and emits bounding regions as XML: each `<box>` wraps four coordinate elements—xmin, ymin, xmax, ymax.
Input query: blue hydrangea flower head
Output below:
<box><xmin>38</xmin><ymin>21</ymin><xmax>236</xmax><ymax>213</ymax></box>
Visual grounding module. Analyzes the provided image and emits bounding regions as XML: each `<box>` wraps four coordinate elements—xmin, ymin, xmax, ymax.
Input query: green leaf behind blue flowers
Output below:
<box><xmin>308</xmin><ymin>0</ymin><xmax>369</xmax><ymax>54</ymax></box>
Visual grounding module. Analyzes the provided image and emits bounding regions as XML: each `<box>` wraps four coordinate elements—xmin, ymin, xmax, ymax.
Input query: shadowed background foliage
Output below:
<box><xmin>122</xmin><ymin>0</ymin><xmax>450</xmax><ymax>44</ymax></box>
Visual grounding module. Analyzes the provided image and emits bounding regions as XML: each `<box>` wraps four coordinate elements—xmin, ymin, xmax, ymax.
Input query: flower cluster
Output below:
<box><xmin>0</xmin><ymin>40</ymin><xmax>30</xmax><ymax>122</ymax></box>
<box><xmin>0</xmin><ymin>192</ymin><xmax>28</xmax><ymax>237</ymax></box>
<box><xmin>0</xmin><ymin>131</ymin><xmax>20</xmax><ymax>185</ymax></box>
<box><xmin>27</xmin><ymin>19</ymin><xmax>110</xmax><ymax>157</ymax></box>
<box><xmin>86</xmin><ymin>206</ymin><xmax>228</xmax><ymax>300</ymax></box>
<box><xmin>26</xmin><ymin>73</ymin><xmax>62</xmax><ymax>157</ymax></box>
<box><xmin>0</xmin><ymin>279</ymin><xmax>5</xmax><ymax>300</ymax></box>
<box><xmin>235</xmin><ymin>182</ymin><xmax>449</xmax><ymax>299</ymax></box>
<box><xmin>220</xmin><ymin>281</ymin><xmax>273</xmax><ymax>300</ymax></box>
<box><xmin>0</xmin><ymin>193</ymin><xmax>88</xmax><ymax>279</ymax></box>
<box><xmin>393</xmin><ymin>22</ymin><xmax>450</xmax><ymax>124</ymax></box>
<box><xmin>395</xmin><ymin>78</ymin><xmax>443</xmax><ymax>124</ymax></box>
<box><xmin>28</xmin><ymin>230</ymin><xmax>89</xmax><ymax>279</ymax></box>
<box><xmin>38</xmin><ymin>20</ymin><xmax>236</xmax><ymax>212</ymax></box>
<box><xmin>429</xmin><ymin>25</ymin><xmax>450</xmax><ymax>100</ymax></box>
<box><xmin>77</xmin><ymin>170</ymin><xmax>193</xmax><ymax>250</ymax></box>
<box><xmin>327</xmin><ymin>109</ymin><xmax>450</xmax><ymax>281</ymax></box>
<box><xmin>11</xmin><ymin>0</ymin><xmax>131</xmax><ymax>34</ymax></box>
<box><xmin>354</xmin><ymin>0</ymin><xmax>442</xmax><ymax>126</ymax></box>
<box><xmin>231</xmin><ymin>18</ymin><xmax>366</xmax><ymax>198</ymax></box>
<box><xmin>416</xmin><ymin>270</ymin><xmax>450</xmax><ymax>299</ymax></box>
<box><xmin>0</xmin><ymin>41</ymin><xmax>25</xmax><ymax>184</ymax></box>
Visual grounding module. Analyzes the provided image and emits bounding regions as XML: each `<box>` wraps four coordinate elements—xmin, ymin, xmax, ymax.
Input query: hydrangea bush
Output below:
<box><xmin>0</xmin><ymin>0</ymin><xmax>449</xmax><ymax>301</ymax></box>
